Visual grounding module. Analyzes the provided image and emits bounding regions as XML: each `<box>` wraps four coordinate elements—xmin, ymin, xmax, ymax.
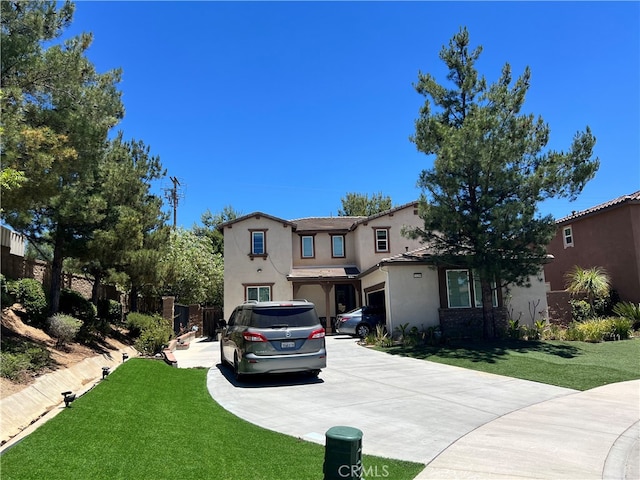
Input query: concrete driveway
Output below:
<box><xmin>177</xmin><ymin>336</ymin><xmax>639</xmax><ymax>479</ymax></box>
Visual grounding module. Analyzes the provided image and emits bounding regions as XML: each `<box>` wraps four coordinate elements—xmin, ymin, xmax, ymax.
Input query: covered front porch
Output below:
<box><xmin>288</xmin><ymin>266</ymin><xmax>362</xmax><ymax>334</ymax></box>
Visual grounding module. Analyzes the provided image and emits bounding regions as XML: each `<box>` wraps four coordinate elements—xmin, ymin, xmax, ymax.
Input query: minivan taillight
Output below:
<box><xmin>243</xmin><ymin>332</ymin><xmax>268</xmax><ymax>342</ymax></box>
<box><xmin>308</xmin><ymin>328</ymin><xmax>325</xmax><ymax>339</ymax></box>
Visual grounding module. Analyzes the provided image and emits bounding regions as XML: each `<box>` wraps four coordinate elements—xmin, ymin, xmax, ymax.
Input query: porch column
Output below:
<box><xmin>292</xmin><ymin>283</ymin><xmax>301</xmax><ymax>300</ymax></box>
<box><xmin>322</xmin><ymin>282</ymin><xmax>332</xmax><ymax>334</ymax></box>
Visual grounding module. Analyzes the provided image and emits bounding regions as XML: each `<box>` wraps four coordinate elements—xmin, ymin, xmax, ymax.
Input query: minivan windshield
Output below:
<box><xmin>251</xmin><ymin>307</ymin><xmax>319</xmax><ymax>328</ymax></box>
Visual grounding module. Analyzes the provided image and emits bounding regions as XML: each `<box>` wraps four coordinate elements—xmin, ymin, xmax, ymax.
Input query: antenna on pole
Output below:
<box><xmin>164</xmin><ymin>176</ymin><xmax>183</xmax><ymax>229</ymax></box>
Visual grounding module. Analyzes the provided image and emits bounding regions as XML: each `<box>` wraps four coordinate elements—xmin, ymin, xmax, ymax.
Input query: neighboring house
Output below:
<box><xmin>544</xmin><ymin>190</ymin><xmax>640</xmax><ymax>305</ymax></box>
<box><xmin>219</xmin><ymin>202</ymin><xmax>549</xmax><ymax>337</ymax></box>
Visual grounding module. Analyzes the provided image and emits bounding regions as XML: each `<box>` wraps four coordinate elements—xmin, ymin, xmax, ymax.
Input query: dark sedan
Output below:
<box><xmin>335</xmin><ymin>305</ymin><xmax>386</xmax><ymax>338</ymax></box>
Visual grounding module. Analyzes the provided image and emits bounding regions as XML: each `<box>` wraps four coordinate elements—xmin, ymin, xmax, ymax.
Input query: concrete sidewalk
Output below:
<box><xmin>175</xmin><ymin>335</ymin><xmax>639</xmax><ymax>479</ymax></box>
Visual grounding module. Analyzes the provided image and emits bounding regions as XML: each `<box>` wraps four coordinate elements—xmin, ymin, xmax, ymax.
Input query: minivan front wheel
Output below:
<box><xmin>356</xmin><ymin>323</ymin><xmax>370</xmax><ymax>338</ymax></box>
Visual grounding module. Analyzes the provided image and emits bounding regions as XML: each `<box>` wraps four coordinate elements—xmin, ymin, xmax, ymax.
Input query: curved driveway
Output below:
<box><xmin>178</xmin><ymin>336</ymin><xmax>639</xmax><ymax>479</ymax></box>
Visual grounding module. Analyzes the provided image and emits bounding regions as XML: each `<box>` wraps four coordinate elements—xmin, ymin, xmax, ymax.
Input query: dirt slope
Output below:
<box><xmin>1</xmin><ymin>305</ymin><xmax>131</xmax><ymax>399</ymax></box>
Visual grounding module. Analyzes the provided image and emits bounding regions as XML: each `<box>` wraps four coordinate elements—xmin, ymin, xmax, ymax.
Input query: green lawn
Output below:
<box><xmin>0</xmin><ymin>359</ymin><xmax>423</xmax><ymax>480</ymax></box>
<box><xmin>383</xmin><ymin>337</ymin><xmax>640</xmax><ymax>390</ymax></box>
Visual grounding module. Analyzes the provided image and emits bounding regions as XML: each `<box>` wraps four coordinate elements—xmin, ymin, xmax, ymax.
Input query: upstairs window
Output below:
<box><xmin>375</xmin><ymin>228</ymin><xmax>390</xmax><ymax>253</ymax></box>
<box><xmin>332</xmin><ymin>235</ymin><xmax>345</xmax><ymax>258</ymax></box>
<box><xmin>250</xmin><ymin>230</ymin><xmax>266</xmax><ymax>256</ymax></box>
<box><xmin>301</xmin><ymin>235</ymin><xmax>315</xmax><ymax>258</ymax></box>
<box><xmin>563</xmin><ymin>226</ymin><xmax>574</xmax><ymax>248</ymax></box>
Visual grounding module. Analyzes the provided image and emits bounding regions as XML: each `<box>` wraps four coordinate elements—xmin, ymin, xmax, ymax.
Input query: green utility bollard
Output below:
<box><xmin>323</xmin><ymin>426</ymin><xmax>363</xmax><ymax>480</ymax></box>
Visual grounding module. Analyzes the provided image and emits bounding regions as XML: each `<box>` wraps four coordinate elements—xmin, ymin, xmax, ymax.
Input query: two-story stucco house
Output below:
<box><xmin>545</xmin><ymin>190</ymin><xmax>640</xmax><ymax>306</ymax></box>
<box><xmin>219</xmin><ymin>201</ymin><xmax>549</xmax><ymax>336</ymax></box>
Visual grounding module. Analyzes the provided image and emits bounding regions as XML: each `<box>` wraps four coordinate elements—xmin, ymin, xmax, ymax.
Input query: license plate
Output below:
<box><xmin>281</xmin><ymin>341</ymin><xmax>295</xmax><ymax>349</ymax></box>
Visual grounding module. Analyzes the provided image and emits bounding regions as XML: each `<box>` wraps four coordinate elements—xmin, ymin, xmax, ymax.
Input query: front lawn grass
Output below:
<box><xmin>383</xmin><ymin>338</ymin><xmax>640</xmax><ymax>391</ymax></box>
<box><xmin>0</xmin><ymin>359</ymin><xmax>423</xmax><ymax>480</ymax></box>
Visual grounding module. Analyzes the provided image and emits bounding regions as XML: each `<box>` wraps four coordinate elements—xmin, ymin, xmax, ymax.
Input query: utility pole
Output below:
<box><xmin>165</xmin><ymin>176</ymin><xmax>182</xmax><ymax>229</ymax></box>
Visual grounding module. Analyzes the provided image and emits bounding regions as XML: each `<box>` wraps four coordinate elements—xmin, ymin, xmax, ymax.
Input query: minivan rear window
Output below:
<box><xmin>251</xmin><ymin>307</ymin><xmax>319</xmax><ymax>328</ymax></box>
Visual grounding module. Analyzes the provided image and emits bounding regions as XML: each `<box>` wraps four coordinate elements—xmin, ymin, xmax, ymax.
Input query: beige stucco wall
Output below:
<box><xmin>385</xmin><ymin>264</ymin><xmax>440</xmax><ymax>333</ymax></box>
<box><xmin>360</xmin><ymin>263</ymin><xmax>440</xmax><ymax>335</ymax></box>
<box><xmin>503</xmin><ymin>271</ymin><xmax>549</xmax><ymax>326</ymax></box>
<box><xmin>295</xmin><ymin>284</ymin><xmax>329</xmax><ymax>313</ymax></box>
<box><xmin>353</xmin><ymin>205</ymin><xmax>424</xmax><ymax>269</ymax></box>
<box><xmin>292</xmin><ymin>230</ymin><xmax>358</xmax><ymax>267</ymax></box>
<box><xmin>222</xmin><ymin>215</ymin><xmax>293</xmax><ymax>318</ymax></box>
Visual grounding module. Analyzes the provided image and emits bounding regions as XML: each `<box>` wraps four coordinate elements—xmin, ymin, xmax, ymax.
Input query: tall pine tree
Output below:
<box><xmin>407</xmin><ymin>27</ymin><xmax>599</xmax><ymax>338</ymax></box>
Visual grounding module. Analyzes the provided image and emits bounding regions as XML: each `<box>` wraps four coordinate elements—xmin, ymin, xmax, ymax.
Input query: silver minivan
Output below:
<box><xmin>219</xmin><ymin>300</ymin><xmax>326</xmax><ymax>379</ymax></box>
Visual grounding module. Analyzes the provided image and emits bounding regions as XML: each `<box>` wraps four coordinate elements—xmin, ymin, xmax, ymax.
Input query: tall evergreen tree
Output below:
<box><xmin>73</xmin><ymin>134</ymin><xmax>166</xmax><ymax>303</ymax></box>
<box><xmin>1</xmin><ymin>1</ymin><xmax>124</xmax><ymax>313</ymax></box>
<box><xmin>406</xmin><ymin>28</ymin><xmax>599</xmax><ymax>338</ymax></box>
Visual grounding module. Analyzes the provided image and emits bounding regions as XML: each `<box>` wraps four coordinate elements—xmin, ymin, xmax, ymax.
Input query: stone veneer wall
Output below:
<box><xmin>439</xmin><ymin>307</ymin><xmax>508</xmax><ymax>338</ymax></box>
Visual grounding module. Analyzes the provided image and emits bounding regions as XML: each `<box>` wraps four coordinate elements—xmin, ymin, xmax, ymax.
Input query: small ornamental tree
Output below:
<box><xmin>406</xmin><ymin>28</ymin><xmax>599</xmax><ymax>338</ymax></box>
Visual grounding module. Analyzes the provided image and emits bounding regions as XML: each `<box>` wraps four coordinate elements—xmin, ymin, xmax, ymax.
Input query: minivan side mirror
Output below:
<box><xmin>218</xmin><ymin>319</ymin><xmax>227</xmax><ymax>329</ymax></box>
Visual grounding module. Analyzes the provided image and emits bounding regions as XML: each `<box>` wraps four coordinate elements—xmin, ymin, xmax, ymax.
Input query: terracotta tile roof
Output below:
<box><xmin>380</xmin><ymin>245</ymin><xmax>438</xmax><ymax>263</ymax></box>
<box><xmin>557</xmin><ymin>190</ymin><xmax>640</xmax><ymax>223</ymax></box>
<box><xmin>219</xmin><ymin>201</ymin><xmax>421</xmax><ymax>232</ymax></box>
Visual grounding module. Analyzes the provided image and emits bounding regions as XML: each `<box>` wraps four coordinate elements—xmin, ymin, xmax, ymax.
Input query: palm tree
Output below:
<box><xmin>564</xmin><ymin>266</ymin><xmax>611</xmax><ymax>315</ymax></box>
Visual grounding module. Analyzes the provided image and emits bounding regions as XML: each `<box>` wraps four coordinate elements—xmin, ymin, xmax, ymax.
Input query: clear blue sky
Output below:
<box><xmin>65</xmin><ymin>1</ymin><xmax>639</xmax><ymax>228</ymax></box>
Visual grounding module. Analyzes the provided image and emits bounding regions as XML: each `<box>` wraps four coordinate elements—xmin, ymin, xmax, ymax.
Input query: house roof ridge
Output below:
<box><xmin>352</xmin><ymin>200</ymin><xmax>420</xmax><ymax>226</ymax></box>
<box><xmin>289</xmin><ymin>215</ymin><xmax>366</xmax><ymax>222</ymax></box>
<box><xmin>556</xmin><ymin>190</ymin><xmax>640</xmax><ymax>223</ymax></box>
<box><xmin>217</xmin><ymin>211</ymin><xmax>292</xmax><ymax>230</ymax></box>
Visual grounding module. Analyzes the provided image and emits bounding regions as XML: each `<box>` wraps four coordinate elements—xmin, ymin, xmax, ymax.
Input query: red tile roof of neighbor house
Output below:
<box><xmin>556</xmin><ymin>190</ymin><xmax>640</xmax><ymax>224</ymax></box>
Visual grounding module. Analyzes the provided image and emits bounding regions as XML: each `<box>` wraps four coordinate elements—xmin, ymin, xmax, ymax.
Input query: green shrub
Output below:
<box><xmin>0</xmin><ymin>339</ymin><xmax>51</xmax><ymax>381</ymax></box>
<box><xmin>126</xmin><ymin>312</ymin><xmax>159</xmax><ymax>337</ymax></box>
<box><xmin>541</xmin><ymin>323</ymin><xmax>567</xmax><ymax>341</ymax></box>
<box><xmin>58</xmin><ymin>290</ymin><xmax>106</xmax><ymax>341</ymax></box>
<box><xmin>565</xmin><ymin>317</ymin><xmax>632</xmax><ymax>343</ymax></box>
<box><xmin>16</xmin><ymin>279</ymin><xmax>48</xmax><ymax>326</ymax></box>
<box><xmin>47</xmin><ymin>314</ymin><xmax>82</xmax><ymax>347</ymax></box>
<box><xmin>135</xmin><ymin>326</ymin><xmax>172</xmax><ymax>355</ymax></box>
<box><xmin>569</xmin><ymin>299</ymin><xmax>592</xmax><ymax>322</ymax></box>
<box><xmin>602</xmin><ymin>316</ymin><xmax>632</xmax><ymax>341</ymax></box>
<box><xmin>126</xmin><ymin>313</ymin><xmax>172</xmax><ymax>355</ymax></box>
<box><xmin>613</xmin><ymin>302</ymin><xmax>640</xmax><ymax>330</ymax></box>
<box><xmin>59</xmin><ymin>289</ymin><xmax>96</xmax><ymax>322</ymax></box>
<box><xmin>1</xmin><ymin>274</ymin><xmax>16</xmax><ymax>306</ymax></box>
<box><xmin>507</xmin><ymin>319</ymin><xmax>523</xmax><ymax>339</ymax></box>
<box><xmin>97</xmin><ymin>299</ymin><xmax>122</xmax><ymax>323</ymax></box>
<box><xmin>0</xmin><ymin>353</ymin><xmax>30</xmax><ymax>381</ymax></box>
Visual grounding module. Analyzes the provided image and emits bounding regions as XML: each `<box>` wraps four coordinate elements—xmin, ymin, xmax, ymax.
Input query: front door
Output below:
<box><xmin>335</xmin><ymin>284</ymin><xmax>356</xmax><ymax>318</ymax></box>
